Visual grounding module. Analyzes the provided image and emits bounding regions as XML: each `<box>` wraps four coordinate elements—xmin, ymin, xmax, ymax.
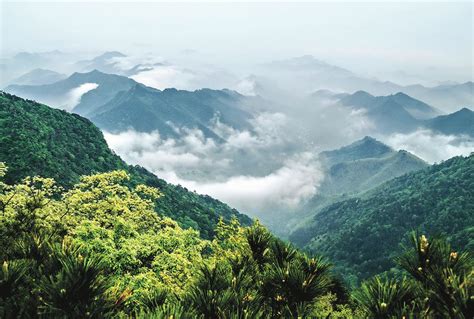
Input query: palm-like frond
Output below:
<box><xmin>37</xmin><ymin>242</ymin><xmax>113</xmax><ymax>318</ymax></box>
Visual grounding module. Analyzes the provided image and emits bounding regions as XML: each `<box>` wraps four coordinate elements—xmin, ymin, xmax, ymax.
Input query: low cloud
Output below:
<box><xmin>382</xmin><ymin>129</ymin><xmax>474</xmax><ymax>163</ymax></box>
<box><xmin>131</xmin><ymin>65</ymin><xmax>195</xmax><ymax>90</ymax></box>
<box><xmin>104</xmin><ymin>112</ymin><xmax>323</xmax><ymax>217</ymax></box>
<box><xmin>159</xmin><ymin>152</ymin><xmax>323</xmax><ymax>214</ymax></box>
<box><xmin>64</xmin><ymin>83</ymin><xmax>98</xmax><ymax>110</ymax></box>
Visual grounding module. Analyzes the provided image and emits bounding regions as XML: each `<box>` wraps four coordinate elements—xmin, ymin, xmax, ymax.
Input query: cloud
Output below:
<box><xmin>131</xmin><ymin>65</ymin><xmax>195</xmax><ymax>90</ymax></box>
<box><xmin>103</xmin><ymin>112</ymin><xmax>323</xmax><ymax>217</ymax></box>
<box><xmin>159</xmin><ymin>152</ymin><xmax>323</xmax><ymax>214</ymax></box>
<box><xmin>107</xmin><ymin>54</ymin><xmax>166</xmax><ymax>71</ymax></box>
<box><xmin>65</xmin><ymin>83</ymin><xmax>98</xmax><ymax>110</ymax></box>
<box><xmin>382</xmin><ymin>129</ymin><xmax>474</xmax><ymax>163</ymax></box>
<box><xmin>234</xmin><ymin>77</ymin><xmax>257</xmax><ymax>96</ymax></box>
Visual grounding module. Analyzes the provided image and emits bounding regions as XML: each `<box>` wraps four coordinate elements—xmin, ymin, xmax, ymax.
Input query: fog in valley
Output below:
<box><xmin>1</xmin><ymin>1</ymin><xmax>473</xmax><ymax>229</ymax></box>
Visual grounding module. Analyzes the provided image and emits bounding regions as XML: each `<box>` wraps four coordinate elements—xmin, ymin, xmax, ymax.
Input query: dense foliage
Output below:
<box><xmin>290</xmin><ymin>154</ymin><xmax>474</xmax><ymax>284</ymax></box>
<box><xmin>0</xmin><ymin>92</ymin><xmax>251</xmax><ymax>238</ymax></box>
<box><xmin>0</xmin><ymin>166</ymin><xmax>352</xmax><ymax>318</ymax></box>
<box><xmin>0</xmin><ymin>165</ymin><xmax>471</xmax><ymax>318</ymax></box>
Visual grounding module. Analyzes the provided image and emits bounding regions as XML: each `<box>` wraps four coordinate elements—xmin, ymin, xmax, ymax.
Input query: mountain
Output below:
<box><xmin>289</xmin><ymin>154</ymin><xmax>474</xmax><ymax>283</ymax></box>
<box><xmin>261</xmin><ymin>56</ymin><xmax>472</xmax><ymax>112</ymax></box>
<box><xmin>4</xmin><ymin>70</ymin><xmax>136</xmax><ymax>112</ymax></box>
<box><xmin>4</xmin><ymin>70</ymin><xmax>260</xmax><ymax>139</ymax></box>
<box><xmin>337</xmin><ymin>90</ymin><xmax>474</xmax><ymax>135</ymax></box>
<box><xmin>89</xmin><ymin>83</ymin><xmax>256</xmax><ymax>137</ymax></box>
<box><xmin>74</xmin><ymin>51</ymin><xmax>127</xmax><ymax>73</ymax></box>
<box><xmin>340</xmin><ymin>91</ymin><xmax>440</xmax><ymax>120</ymax></box>
<box><xmin>0</xmin><ymin>50</ymin><xmax>73</xmax><ymax>87</ymax></box>
<box><xmin>320</xmin><ymin>136</ymin><xmax>393</xmax><ymax>164</ymax></box>
<box><xmin>0</xmin><ymin>91</ymin><xmax>252</xmax><ymax>238</ymax></box>
<box><xmin>275</xmin><ymin>137</ymin><xmax>428</xmax><ymax>237</ymax></box>
<box><xmin>9</xmin><ymin>68</ymin><xmax>67</xmax><ymax>85</ymax></box>
<box><xmin>424</xmin><ymin>107</ymin><xmax>474</xmax><ymax>137</ymax></box>
<box><xmin>318</xmin><ymin>137</ymin><xmax>428</xmax><ymax>195</ymax></box>
<box><xmin>402</xmin><ymin>81</ymin><xmax>474</xmax><ymax>113</ymax></box>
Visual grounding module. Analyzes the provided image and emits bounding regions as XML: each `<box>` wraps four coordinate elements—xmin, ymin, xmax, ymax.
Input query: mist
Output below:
<box><xmin>1</xmin><ymin>1</ymin><xmax>473</xmax><ymax>224</ymax></box>
<box><xmin>2</xmin><ymin>2</ymin><xmax>473</xmax><ymax>85</ymax></box>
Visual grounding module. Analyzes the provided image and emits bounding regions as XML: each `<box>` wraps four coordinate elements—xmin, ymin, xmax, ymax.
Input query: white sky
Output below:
<box><xmin>1</xmin><ymin>1</ymin><xmax>473</xmax><ymax>81</ymax></box>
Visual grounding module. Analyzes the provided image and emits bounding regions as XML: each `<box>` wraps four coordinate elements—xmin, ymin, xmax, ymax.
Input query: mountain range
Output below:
<box><xmin>318</xmin><ymin>136</ymin><xmax>428</xmax><ymax>195</ymax></box>
<box><xmin>258</xmin><ymin>55</ymin><xmax>473</xmax><ymax>112</ymax></box>
<box><xmin>0</xmin><ymin>91</ymin><xmax>252</xmax><ymax>239</ymax></box>
<box><xmin>9</xmin><ymin>68</ymin><xmax>67</xmax><ymax>86</ymax></box>
<box><xmin>4</xmin><ymin>70</ymin><xmax>262</xmax><ymax>139</ymax></box>
<box><xmin>270</xmin><ymin>136</ymin><xmax>429</xmax><ymax>237</ymax></box>
<box><xmin>315</xmin><ymin>89</ymin><xmax>474</xmax><ymax>136</ymax></box>
<box><xmin>289</xmin><ymin>154</ymin><xmax>473</xmax><ymax>283</ymax></box>
<box><xmin>1</xmin><ymin>89</ymin><xmax>473</xmax><ymax>285</ymax></box>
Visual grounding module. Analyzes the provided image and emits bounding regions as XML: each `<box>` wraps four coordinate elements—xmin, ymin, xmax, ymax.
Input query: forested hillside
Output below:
<box><xmin>290</xmin><ymin>154</ymin><xmax>474</xmax><ymax>284</ymax></box>
<box><xmin>0</xmin><ymin>93</ymin><xmax>472</xmax><ymax>318</ymax></box>
<box><xmin>0</xmin><ymin>92</ymin><xmax>251</xmax><ymax>238</ymax></box>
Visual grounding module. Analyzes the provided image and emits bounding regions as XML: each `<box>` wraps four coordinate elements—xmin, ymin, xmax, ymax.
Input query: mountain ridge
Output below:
<box><xmin>0</xmin><ymin>91</ymin><xmax>252</xmax><ymax>238</ymax></box>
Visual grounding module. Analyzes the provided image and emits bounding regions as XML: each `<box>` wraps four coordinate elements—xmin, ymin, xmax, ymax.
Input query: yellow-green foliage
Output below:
<box><xmin>2</xmin><ymin>163</ymin><xmax>470</xmax><ymax>318</ymax></box>
<box><xmin>0</xmin><ymin>169</ymin><xmax>209</xmax><ymax>306</ymax></box>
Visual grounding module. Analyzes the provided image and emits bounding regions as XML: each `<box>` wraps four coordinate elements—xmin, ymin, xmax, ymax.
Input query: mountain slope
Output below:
<box><xmin>289</xmin><ymin>155</ymin><xmax>474</xmax><ymax>282</ymax></box>
<box><xmin>0</xmin><ymin>92</ymin><xmax>252</xmax><ymax>238</ymax></box>
<box><xmin>4</xmin><ymin>70</ymin><xmax>136</xmax><ymax>113</ymax></box>
<box><xmin>340</xmin><ymin>90</ymin><xmax>439</xmax><ymax>123</ymax></box>
<box><xmin>403</xmin><ymin>81</ymin><xmax>474</xmax><ymax>113</ymax></box>
<box><xmin>318</xmin><ymin>136</ymin><xmax>428</xmax><ymax>195</ymax></box>
<box><xmin>90</xmin><ymin>84</ymin><xmax>255</xmax><ymax>137</ymax></box>
<box><xmin>321</xmin><ymin>149</ymin><xmax>428</xmax><ymax>195</ymax></box>
<box><xmin>424</xmin><ymin>107</ymin><xmax>474</xmax><ymax>137</ymax></box>
<box><xmin>280</xmin><ymin>137</ymin><xmax>428</xmax><ymax>237</ymax></box>
<box><xmin>9</xmin><ymin>68</ymin><xmax>67</xmax><ymax>86</ymax></box>
<box><xmin>5</xmin><ymin>70</ymin><xmax>259</xmax><ymax>139</ymax></box>
<box><xmin>320</xmin><ymin>136</ymin><xmax>393</xmax><ymax>164</ymax></box>
<box><xmin>338</xmin><ymin>90</ymin><xmax>474</xmax><ymax>135</ymax></box>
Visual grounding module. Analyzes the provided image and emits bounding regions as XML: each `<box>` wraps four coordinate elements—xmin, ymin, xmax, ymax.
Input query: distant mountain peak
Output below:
<box><xmin>456</xmin><ymin>107</ymin><xmax>473</xmax><ymax>114</ymax></box>
<box><xmin>393</xmin><ymin>91</ymin><xmax>410</xmax><ymax>98</ymax></box>
<box><xmin>352</xmin><ymin>135</ymin><xmax>391</xmax><ymax>150</ymax></box>
<box><xmin>320</xmin><ymin>136</ymin><xmax>393</xmax><ymax>165</ymax></box>
<box><xmin>352</xmin><ymin>90</ymin><xmax>373</xmax><ymax>97</ymax></box>
<box><xmin>95</xmin><ymin>51</ymin><xmax>126</xmax><ymax>60</ymax></box>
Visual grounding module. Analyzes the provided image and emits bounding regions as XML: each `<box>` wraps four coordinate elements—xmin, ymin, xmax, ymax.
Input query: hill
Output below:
<box><xmin>424</xmin><ymin>107</ymin><xmax>474</xmax><ymax>137</ymax></box>
<box><xmin>338</xmin><ymin>91</ymin><xmax>474</xmax><ymax>135</ymax></box>
<box><xmin>4</xmin><ymin>70</ymin><xmax>136</xmax><ymax>113</ymax></box>
<box><xmin>319</xmin><ymin>137</ymin><xmax>428</xmax><ymax>195</ymax></box>
<box><xmin>277</xmin><ymin>137</ymin><xmax>428</xmax><ymax>237</ymax></box>
<box><xmin>289</xmin><ymin>154</ymin><xmax>474</xmax><ymax>283</ymax></box>
<box><xmin>5</xmin><ymin>70</ymin><xmax>261</xmax><ymax>139</ymax></box>
<box><xmin>0</xmin><ymin>91</ymin><xmax>252</xmax><ymax>238</ymax></box>
<box><xmin>90</xmin><ymin>83</ymin><xmax>256</xmax><ymax>138</ymax></box>
<box><xmin>339</xmin><ymin>91</ymin><xmax>439</xmax><ymax>133</ymax></box>
<box><xmin>9</xmin><ymin>68</ymin><xmax>67</xmax><ymax>86</ymax></box>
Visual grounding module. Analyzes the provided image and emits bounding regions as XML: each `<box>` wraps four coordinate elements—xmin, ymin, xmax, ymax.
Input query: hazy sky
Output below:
<box><xmin>1</xmin><ymin>1</ymin><xmax>473</xmax><ymax>82</ymax></box>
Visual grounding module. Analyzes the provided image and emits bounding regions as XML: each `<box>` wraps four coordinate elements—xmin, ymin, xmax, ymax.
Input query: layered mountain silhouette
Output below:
<box><xmin>425</xmin><ymin>107</ymin><xmax>474</xmax><ymax>137</ymax></box>
<box><xmin>316</xmin><ymin>136</ymin><xmax>428</xmax><ymax>197</ymax></box>
<box><xmin>4</xmin><ymin>70</ymin><xmax>260</xmax><ymax>139</ymax></box>
<box><xmin>5</xmin><ymin>70</ymin><xmax>136</xmax><ymax>112</ymax></box>
<box><xmin>336</xmin><ymin>90</ymin><xmax>473</xmax><ymax>135</ymax></box>
<box><xmin>260</xmin><ymin>55</ymin><xmax>473</xmax><ymax>112</ymax></box>
<box><xmin>289</xmin><ymin>154</ymin><xmax>473</xmax><ymax>282</ymax></box>
<box><xmin>9</xmin><ymin>68</ymin><xmax>67</xmax><ymax>86</ymax></box>
<box><xmin>277</xmin><ymin>136</ymin><xmax>428</xmax><ymax>237</ymax></box>
<box><xmin>319</xmin><ymin>136</ymin><xmax>428</xmax><ymax>195</ymax></box>
<box><xmin>90</xmin><ymin>84</ymin><xmax>256</xmax><ymax>138</ymax></box>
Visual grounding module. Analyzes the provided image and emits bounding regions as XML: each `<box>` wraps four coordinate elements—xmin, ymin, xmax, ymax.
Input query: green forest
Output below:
<box><xmin>0</xmin><ymin>92</ymin><xmax>251</xmax><ymax>239</ymax></box>
<box><xmin>290</xmin><ymin>154</ymin><xmax>474</xmax><ymax>284</ymax></box>
<box><xmin>0</xmin><ymin>165</ymin><xmax>472</xmax><ymax>318</ymax></box>
<box><xmin>0</xmin><ymin>92</ymin><xmax>473</xmax><ymax>318</ymax></box>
